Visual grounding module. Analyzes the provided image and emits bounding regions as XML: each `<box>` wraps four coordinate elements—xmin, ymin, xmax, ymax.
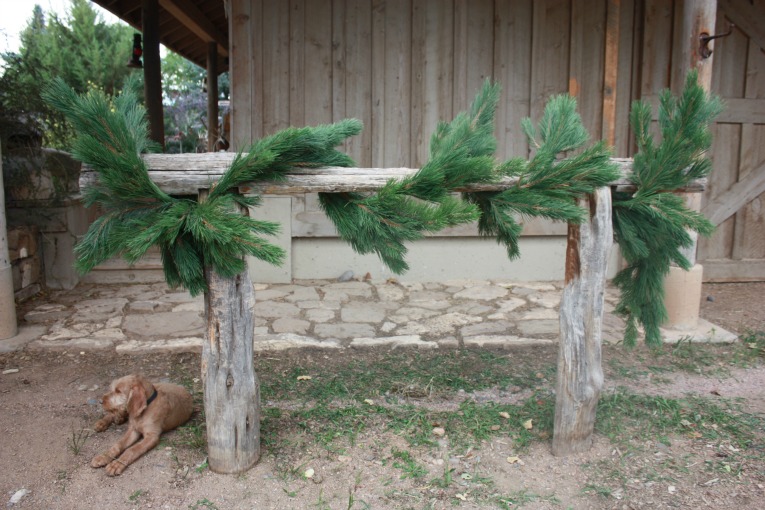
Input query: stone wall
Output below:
<box><xmin>7</xmin><ymin>226</ymin><xmax>41</xmax><ymax>300</ymax></box>
<box><xmin>2</xmin><ymin>148</ymin><xmax>88</xmax><ymax>292</ymax></box>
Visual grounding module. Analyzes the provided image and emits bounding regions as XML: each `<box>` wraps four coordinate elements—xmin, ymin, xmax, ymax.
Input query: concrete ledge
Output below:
<box><xmin>254</xmin><ymin>334</ymin><xmax>342</xmax><ymax>351</ymax></box>
<box><xmin>350</xmin><ymin>335</ymin><xmax>438</xmax><ymax>349</ymax></box>
<box><xmin>0</xmin><ymin>326</ymin><xmax>46</xmax><ymax>353</ymax></box>
<box><xmin>464</xmin><ymin>335</ymin><xmax>555</xmax><ymax>348</ymax></box>
<box><xmin>115</xmin><ymin>337</ymin><xmax>204</xmax><ymax>354</ymax></box>
<box><xmin>27</xmin><ymin>337</ymin><xmax>115</xmax><ymax>351</ymax></box>
<box><xmin>660</xmin><ymin>318</ymin><xmax>739</xmax><ymax>344</ymax></box>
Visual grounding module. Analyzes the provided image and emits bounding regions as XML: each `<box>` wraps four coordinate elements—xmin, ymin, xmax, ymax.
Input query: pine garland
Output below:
<box><xmin>465</xmin><ymin>95</ymin><xmax>619</xmax><ymax>258</ymax></box>
<box><xmin>318</xmin><ymin>81</ymin><xmax>501</xmax><ymax>273</ymax></box>
<box><xmin>46</xmin><ymin>73</ymin><xmax>719</xmax><ymax>348</ymax></box>
<box><xmin>320</xmin><ymin>82</ymin><xmax>618</xmax><ymax>271</ymax></box>
<box><xmin>612</xmin><ymin>70</ymin><xmax>722</xmax><ymax>346</ymax></box>
<box><xmin>43</xmin><ymin>78</ymin><xmax>361</xmax><ymax>295</ymax></box>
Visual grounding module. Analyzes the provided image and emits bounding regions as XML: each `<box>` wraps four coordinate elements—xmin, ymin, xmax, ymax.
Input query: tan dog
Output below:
<box><xmin>91</xmin><ymin>374</ymin><xmax>194</xmax><ymax>476</ymax></box>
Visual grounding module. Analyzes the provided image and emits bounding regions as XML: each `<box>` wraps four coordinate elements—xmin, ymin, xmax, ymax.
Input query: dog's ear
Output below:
<box><xmin>127</xmin><ymin>383</ymin><xmax>148</xmax><ymax>417</ymax></box>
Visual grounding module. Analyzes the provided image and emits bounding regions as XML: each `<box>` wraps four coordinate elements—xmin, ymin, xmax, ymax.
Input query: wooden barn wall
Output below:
<box><xmin>228</xmin><ymin>0</ymin><xmax>765</xmax><ymax>281</ymax></box>
<box><xmin>633</xmin><ymin>0</ymin><xmax>765</xmax><ymax>281</ymax></box>
<box><xmin>230</xmin><ymin>0</ymin><xmax>636</xmax><ymax>165</ymax></box>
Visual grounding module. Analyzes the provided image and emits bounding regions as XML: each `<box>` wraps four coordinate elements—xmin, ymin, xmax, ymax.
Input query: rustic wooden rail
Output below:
<box><xmin>79</xmin><ymin>155</ymin><xmax>705</xmax><ymax>195</ymax></box>
<box><xmin>78</xmin><ymin>156</ymin><xmax>705</xmax><ymax>461</ymax></box>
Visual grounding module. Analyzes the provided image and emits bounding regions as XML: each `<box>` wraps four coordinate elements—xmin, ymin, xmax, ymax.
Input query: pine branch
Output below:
<box><xmin>319</xmin><ymin>80</ymin><xmax>501</xmax><ymax>273</ymax></box>
<box><xmin>466</xmin><ymin>95</ymin><xmax>619</xmax><ymax>258</ymax></box>
<box><xmin>47</xmin><ymin>80</ymin><xmax>359</xmax><ymax>295</ymax></box>
<box><xmin>613</xmin><ymin>70</ymin><xmax>722</xmax><ymax>346</ymax></box>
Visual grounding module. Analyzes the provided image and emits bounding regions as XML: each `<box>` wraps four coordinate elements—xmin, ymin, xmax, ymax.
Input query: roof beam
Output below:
<box><xmin>158</xmin><ymin>0</ymin><xmax>228</xmax><ymax>57</ymax></box>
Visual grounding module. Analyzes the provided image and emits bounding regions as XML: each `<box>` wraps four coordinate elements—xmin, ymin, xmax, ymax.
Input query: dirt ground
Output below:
<box><xmin>1</xmin><ymin>282</ymin><xmax>764</xmax><ymax>510</ymax></box>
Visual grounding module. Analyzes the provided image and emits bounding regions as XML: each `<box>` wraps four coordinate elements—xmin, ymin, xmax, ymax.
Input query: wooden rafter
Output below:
<box><xmin>158</xmin><ymin>0</ymin><xmax>229</xmax><ymax>57</ymax></box>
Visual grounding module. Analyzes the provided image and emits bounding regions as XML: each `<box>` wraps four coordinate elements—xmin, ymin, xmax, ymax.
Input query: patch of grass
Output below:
<box><xmin>346</xmin><ymin>487</ymin><xmax>370</xmax><ymax>510</ymax></box>
<box><xmin>494</xmin><ymin>490</ymin><xmax>560</xmax><ymax>508</ymax></box>
<box><xmin>259</xmin><ymin>350</ymin><xmax>545</xmax><ymax>404</ymax></box>
<box><xmin>607</xmin><ymin>358</ymin><xmax>648</xmax><ymax>379</ymax></box>
<box><xmin>128</xmin><ymin>489</ymin><xmax>146</xmax><ymax>504</ymax></box>
<box><xmin>189</xmin><ymin>498</ymin><xmax>218</xmax><ymax>510</ymax></box>
<box><xmin>581</xmin><ymin>483</ymin><xmax>613</xmax><ymax>498</ymax></box>
<box><xmin>67</xmin><ymin>427</ymin><xmax>90</xmax><ymax>456</ymax></box>
<box><xmin>430</xmin><ymin>461</ymin><xmax>455</xmax><ymax>488</ymax></box>
<box><xmin>391</xmin><ymin>447</ymin><xmax>427</xmax><ymax>479</ymax></box>
<box><xmin>728</xmin><ymin>331</ymin><xmax>765</xmax><ymax>367</ymax></box>
<box><xmin>262</xmin><ymin>389</ymin><xmax>556</xmax><ymax>457</ymax></box>
<box><xmin>312</xmin><ymin>489</ymin><xmax>331</xmax><ymax>510</ymax></box>
<box><xmin>665</xmin><ymin>338</ymin><xmax>723</xmax><ymax>375</ymax></box>
<box><xmin>596</xmin><ymin>389</ymin><xmax>763</xmax><ymax>449</ymax></box>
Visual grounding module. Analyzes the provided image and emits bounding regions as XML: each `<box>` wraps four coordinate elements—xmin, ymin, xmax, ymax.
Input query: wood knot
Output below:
<box><xmin>226</xmin><ymin>375</ymin><xmax>234</xmax><ymax>387</ymax></box>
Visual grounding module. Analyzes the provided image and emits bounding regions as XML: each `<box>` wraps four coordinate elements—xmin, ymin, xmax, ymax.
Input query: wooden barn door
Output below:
<box><xmin>698</xmin><ymin>0</ymin><xmax>765</xmax><ymax>281</ymax></box>
<box><xmin>637</xmin><ymin>0</ymin><xmax>765</xmax><ymax>282</ymax></box>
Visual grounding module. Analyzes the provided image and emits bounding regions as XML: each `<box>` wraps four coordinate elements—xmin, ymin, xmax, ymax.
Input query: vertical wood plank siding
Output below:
<box><xmin>232</xmin><ymin>0</ymin><xmax>633</xmax><ymax>164</ymax></box>
<box><xmin>229</xmin><ymin>0</ymin><xmax>765</xmax><ymax>280</ymax></box>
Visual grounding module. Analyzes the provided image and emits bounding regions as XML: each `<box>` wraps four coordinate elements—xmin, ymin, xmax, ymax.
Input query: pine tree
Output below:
<box><xmin>612</xmin><ymin>70</ymin><xmax>721</xmax><ymax>346</ymax></box>
<box><xmin>1</xmin><ymin>1</ymin><xmax>134</xmax><ymax>148</ymax></box>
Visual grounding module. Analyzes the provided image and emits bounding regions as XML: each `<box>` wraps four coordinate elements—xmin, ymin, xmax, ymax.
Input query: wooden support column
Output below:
<box><xmin>664</xmin><ymin>0</ymin><xmax>716</xmax><ymax>329</ymax></box>
<box><xmin>207</xmin><ymin>42</ymin><xmax>219</xmax><ymax>152</ymax></box>
<box><xmin>143</xmin><ymin>0</ymin><xmax>164</xmax><ymax>149</ymax></box>
<box><xmin>553</xmin><ymin>187</ymin><xmax>612</xmax><ymax>456</ymax></box>
<box><xmin>200</xmin><ymin>189</ymin><xmax>260</xmax><ymax>473</ymax></box>
<box><xmin>602</xmin><ymin>0</ymin><xmax>620</xmax><ymax>147</ymax></box>
<box><xmin>0</xmin><ymin>144</ymin><xmax>18</xmax><ymax>340</ymax></box>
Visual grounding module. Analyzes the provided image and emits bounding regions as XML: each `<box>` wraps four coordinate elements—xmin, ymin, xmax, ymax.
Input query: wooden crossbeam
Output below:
<box><xmin>79</xmin><ymin>155</ymin><xmax>706</xmax><ymax>196</ymax></box>
<box><xmin>703</xmin><ymin>160</ymin><xmax>765</xmax><ymax>226</ymax></box>
<box><xmin>159</xmin><ymin>0</ymin><xmax>229</xmax><ymax>57</ymax></box>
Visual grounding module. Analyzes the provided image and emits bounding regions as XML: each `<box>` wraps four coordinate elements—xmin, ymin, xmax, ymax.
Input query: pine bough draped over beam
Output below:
<box><xmin>46</xmin><ymin>74</ymin><xmax>719</xmax><ymax>346</ymax></box>
<box><xmin>613</xmin><ymin>71</ymin><xmax>721</xmax><ymax>346</ymax></box>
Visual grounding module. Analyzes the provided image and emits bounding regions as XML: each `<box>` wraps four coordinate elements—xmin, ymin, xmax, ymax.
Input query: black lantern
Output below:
<box><xmin>127</xmin><ymin>34</ymin><xmax>143</xmax><ymax>68</ymax></box>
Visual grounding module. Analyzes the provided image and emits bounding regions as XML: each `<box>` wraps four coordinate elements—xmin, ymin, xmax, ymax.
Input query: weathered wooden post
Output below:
<box><xmin>0</xmin><ymin>144</ymin><xmax>19</xmax><ymax>340</ymax></box>
<box><xmin>200</xmin><ymin>189</ymin><xmax>260</xmax><ymax>473</ymax></box>
<box><xmin>552</xmin><ymin>187</ymin><xmax>612</xmax><ymax>456</ymax></box>
<box><xmin>202</xmin><ymin>266</ymin><xmax>260</xmax><ymax>472</ymax></box>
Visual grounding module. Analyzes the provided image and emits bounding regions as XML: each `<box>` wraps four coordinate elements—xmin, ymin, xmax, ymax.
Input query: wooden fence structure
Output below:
<box><xmin>81</xmin><ymin>157</ymin><xmax>703</xmax><ymax>463</ymax></box>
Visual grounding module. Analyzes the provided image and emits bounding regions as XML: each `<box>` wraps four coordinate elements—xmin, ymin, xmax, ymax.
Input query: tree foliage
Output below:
<box><xmin>612</xmin><ymin>70</ymin><xmax>721</xmax><ymax>346</ymax></box>
<box><xmin>44</xmin><ymin>78</ymin><xmax>360</xmax><ymax>295</ymax></box>
<box><xmin>162</xmin><ymin>51</ymin><xmax>229</xmax><ymax>153</ymax></box>
<box><xmin>0</xmin><ymin>0</ymin><xmax>134</xmax><ymax>149</ymax></box>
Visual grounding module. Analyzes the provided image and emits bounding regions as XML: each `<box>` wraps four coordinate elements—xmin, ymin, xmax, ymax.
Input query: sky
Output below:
<box><xmin>0</xmin><ymin>0</ymin><xmax>120</xmax><ymax>54</ymax></box>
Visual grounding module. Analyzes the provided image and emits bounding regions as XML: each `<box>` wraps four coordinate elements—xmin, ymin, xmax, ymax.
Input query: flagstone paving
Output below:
<box><xmin>2</xmin><ymin>278</ymin><xmax>735</xmax><ymax>354</ymax></box>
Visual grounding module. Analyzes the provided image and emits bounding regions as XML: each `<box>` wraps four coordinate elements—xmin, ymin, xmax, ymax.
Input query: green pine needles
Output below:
<box><xmin>46</xmin><ymin>73</ymin><xmax>719</xmax><ymax>348</ymax></box>
<box><xmin>465</xmin><ymin>94</ymin><xmax>619</xmax><ymax>258</ymax></box>
<box><xmin>613</xmin><ymin>70</ymin><xmax>721</xmax><ymax>346</ymax></box>
<box><xmin>319</xmin><ymin>81</ymin><xmax>501</xmax><ymax>273</ymax></box>
<box><xmin>321</xmin><ymin>81</ymin><xmax>618</xmax><ymax>271</ymax></box>
<box><xmin>44</xmin><ymin>78</ymin><xmax>360</xmax><ymax>295</ymax></box>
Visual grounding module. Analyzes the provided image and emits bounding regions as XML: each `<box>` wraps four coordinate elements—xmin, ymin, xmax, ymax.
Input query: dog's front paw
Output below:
<box><xmin>105</xmin><ymin>459</ymin><xmax>127</xmax><ymax>476</ymax></box>
<box><xmin>93</xmin><ymin>418</ymin><xmax>110</xmax><ymax>432</ymax></box>
<box><xmin>91</xmin><ymin>454</ymin><xmax>111</xmax><ymax>468</ymax></box>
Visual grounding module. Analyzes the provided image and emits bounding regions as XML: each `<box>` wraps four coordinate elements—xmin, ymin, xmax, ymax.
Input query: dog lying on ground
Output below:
<box><xmin>91</xmin><ymin>374</ymin><xmax>194</xmax><ymax>476</ymax></box>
